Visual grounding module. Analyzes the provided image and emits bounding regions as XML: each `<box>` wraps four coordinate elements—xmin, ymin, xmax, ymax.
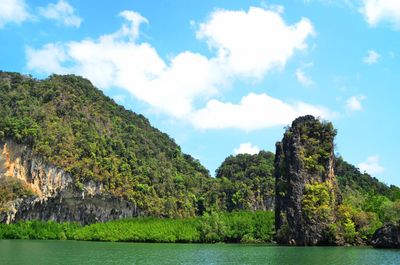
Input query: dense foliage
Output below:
<box><xmin>0</xmin><ymin>211</ymin><xmax>275</xmax><ymax>243</ymax></box>
<box><xmin>0</xmin><ymin>72</ymin><xmax>399</xmax><ymax>245</ymax></box>
<box><xmin>0</xmin><ymin>220</ymin><xmax>79</xmax><ymax>240</ymax></box>
<box><xmin>335</xmin><ymin>157</ymin><xmax>400</xmax><ymax>201</ymax></box>
<box><xmin>295</xmin><ymin>117</ymin><xmax>336</xmax><ymax>176</ymax></box>
<box><xmin>213</xmin><ymin>151</ymin><xmax>275</xmax><ymax>211</ymax></box>
<box><xmin>0</xmin><ymin>72</ymin><xmax>211</xmax><ymax>217</ymax></box>
<box><xmin>334</xmin><ymin>157</ymin><xmax>400</xmax><ymax>243</ymax></box>
<box><xmin>0</xmin><ymin>177</ymin><xmax>34</xmax><ymax>211</ymax></box>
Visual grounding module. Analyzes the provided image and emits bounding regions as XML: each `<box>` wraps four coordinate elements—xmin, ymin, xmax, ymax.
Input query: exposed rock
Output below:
<box><xmin>371</xmin><ymin>223</ymin><xmax>400</xmax><ymax>248</ymax></box>
<box><xmin>275</xmin><ymin>115</ymin><xmax>341</xmax><ymax>246</ymax></box>
<box><xmin>0</xmin><ymin>140</ymin><xmax>139</xmax><ymax>224</ymax></box>
<box><xmin>1</xmin><ymin>139</ymin><xmax>73</xmax><ymax>198</ymax></box>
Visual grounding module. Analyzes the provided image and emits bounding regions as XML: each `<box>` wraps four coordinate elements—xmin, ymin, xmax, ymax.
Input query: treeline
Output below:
<box><xmin>214</xmin><ymin>151</ymin><xmax>275</xmax><ymax>211</ymax></box>
<box><xmin>0</xmin><ymin>211</ymin><xmax>274</xmax><ymax>243</ymax></box>
<box><xmin>333</xmin><ymin>157</ymin><xmax>400</xmax><ymax>244</ymax></box>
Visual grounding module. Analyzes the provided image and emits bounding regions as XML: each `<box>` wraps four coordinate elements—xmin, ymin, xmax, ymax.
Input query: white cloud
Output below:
<box><xmin>363</xmin><ymin>50</ymin><xmax>380</xmax><ymax>64</ymax></box>
<box><xmin>26</xmin><ymin>10</ymin><xmax>222</xmax><ymax>117</ymax></box>
<box><xmin>234</xmin><ymin>143</ymin><xmax>260</xmax><ymax>155</ymax></box>
<box><xmin>358</xmin><ymin>155</ymin><xmax>385</xmax><ymax>175</ymax></box>
<box><xmin>296</xmin><ymin>68</ymin><xmax>314</xmax><ymax>87</ymax></box>
<box><xmin>360</xmin><ymin>0</ymin><xmax>400</xmax><ymax>28</ymax></box>
<box><xmin>38</xmin><ymin>0</ymin><xmax>82</xmax><ymax>27</ymax></box>
<box><xmin>0</xmin><ymin>0</ymin><xmax>30</xmax><ymax>28</ymax></box>
<box><xmin>345</xmin><ymin>95</ymin><xmax>366</xmax><ymax>112</ymax></box>
<box><xmin>190</xmin><ymin>93</ymin><xmax>333</xmax><ymax>131</ymax></box>
<box><xmin>196</xmin><ymin>6</ymin><xmax>314</xmax><ymax>79</ymax></box>
<box><xmin>26</xmin><ymin>7</ymin><xmax>321</xmax><ymax>130</ymax></box>
<box><xmin>26</xmin><ymin>43</ymin><xmax>68</xmax><ymax>74</ymax></box>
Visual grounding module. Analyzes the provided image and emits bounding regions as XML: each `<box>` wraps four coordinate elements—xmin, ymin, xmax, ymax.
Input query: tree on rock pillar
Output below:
<box><xmin>275</xmin><ymin>115</ymin><xmax>341</xmax><ymax>246</ymax></box>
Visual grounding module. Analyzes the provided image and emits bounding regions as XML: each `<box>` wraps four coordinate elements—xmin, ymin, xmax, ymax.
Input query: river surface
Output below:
<box><xmin>0</xmin><ymin>240</ymin><xmax>399</xmax><ymax>265</ymax></box>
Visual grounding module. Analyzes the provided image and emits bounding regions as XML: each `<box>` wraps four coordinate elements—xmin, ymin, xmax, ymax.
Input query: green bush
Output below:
<box><xmin>0</xmin><ymin>221</ymin><xmax>80</xmax><ymax>240</ymax></box>
<box><xmin>0</xmin><ymin>211</ymin><xmax>275</xmax><ymax>243</ymax></box>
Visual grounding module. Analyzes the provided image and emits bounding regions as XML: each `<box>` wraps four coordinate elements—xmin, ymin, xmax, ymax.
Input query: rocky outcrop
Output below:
<box><xmin>0</xmin><ymin>140</ymin><xmax>139</xmax><ymax>224</ymax></box>
<box><xmin>275</xmin><ymin>116</ymin><xmax>341</xmax><ymax>246</ymax></box>
<box><xmin>371</xmin><ymin>223</ymin><xmax>400</xmax><ymax>248</ymax></box>
<box><xmin>0</xmin><ymin>140</ymin><xmax>73</xmax><ymax>198</ymax></box>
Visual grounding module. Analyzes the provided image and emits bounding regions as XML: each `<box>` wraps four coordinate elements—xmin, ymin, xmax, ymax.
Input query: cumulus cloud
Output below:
<box><xmin>360</xmin><ymin>0</ymin><xmax>400</xmax><ymax>28</ymax></box>
<box><xmin>234</xmin><ymin>143</ymin><xmax>260</xmax><ymax>155</ymax></box>
<box><xmin>38</xmin><ymin>0</ymin><xmax>82</xmax><ymax>27</ymax></box>
<box><xmin>26</xmin><ymin>43</ymin><xmax>68</xmax><ymax>74</ymax></box>
<box><xmin>0</xmin><ymin>0</ymin><xmax>30</xmax><ymax>28</ymax></box>
<box><xmin>358</xmin><ymin>155</ymin><xmax>385</xmax><ymax>175</ymax></box>
<box><xmin>191</xmin><ymin>93</ymin><xmax>333</xmax><ymax>130</ymax></box>
<box><xmin>363</xmin><ymin>50</ymin><xmax>380</xmax><ymax>64</ymax></box>
<box><xmin>345</xmin><ymin>95</ymin><xmax>366</xmax><ymax>112</ymax></box>
<box><xmin>26</xmin><ymin>7</ymin><xmax>325</xmax><ymax>130</ymax></box>
<box><xmin>196</xmin><ymin>6</ymin><xmax>314</xmax><ymax>79</ymax></box>
<box><xmin>26</xmin><ymin>10</ymin><xmax>223</xmax><ymax>117</ymax></box>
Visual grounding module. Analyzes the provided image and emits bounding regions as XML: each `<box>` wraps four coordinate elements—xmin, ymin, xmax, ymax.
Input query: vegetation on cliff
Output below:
<box><xmin>0</xmin><ymin>71</ymin><xmax>399</xmax><ymax>245</ymax></box>
<box><xmin>275</xmin><ymin>115</ymin><xmax>340</xmax><ymax>245</ymax></box>
<box><xmin>334</xmin><ymin>158</ymin><xmax>400</xmax><ymax>243</ymax></box>
<box><xmin>0</xmin><ymin>71</ymin><xmax>277</xmax><ymax>218</ymax></box>
<box><xmin>275</xmin><ymin>116</ymin><xmax>400</xmax><ymax>245</ymax></box>
<box><xmin>0</xmin><ymin>72</ymin><xmax>211</xmax><ymax>217</ymax></box>
<box><xmin>336</xmin><ymin>157</ymin><xmax>400</xmax><ymax>201</ymax></box>
<box><xmin>0</xmin><ymin>178</ymin><xmax>34</xmax><ymax>211</ymax></box>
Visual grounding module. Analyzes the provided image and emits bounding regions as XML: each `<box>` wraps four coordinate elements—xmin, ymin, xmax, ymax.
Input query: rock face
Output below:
<box><xmin>0</xmin><ymin>140</ymin><xmax>139</xmax><ymax>224</ymax></box>
<box><xmin>275</xmin><ymin>116</ymin><xmax>341</xmax><ymax>246</ymax></box>
<box><xmin>371</xmin><ymin>223</ymin><xmax>400</xmax><ymax>248</ymax></box>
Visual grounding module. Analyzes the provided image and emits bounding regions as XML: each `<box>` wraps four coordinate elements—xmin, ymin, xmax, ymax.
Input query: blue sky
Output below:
<box><xmin>1</xmin><ymin>0</ymin><xmax>400</xmax><ymax>186</ymax></box>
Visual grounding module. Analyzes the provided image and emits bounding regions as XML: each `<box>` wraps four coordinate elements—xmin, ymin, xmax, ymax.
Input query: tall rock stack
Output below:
<box><xmin>275</xmin><ymin>115</ymin><xmax>341</xmax><ymax>245</ymax></box>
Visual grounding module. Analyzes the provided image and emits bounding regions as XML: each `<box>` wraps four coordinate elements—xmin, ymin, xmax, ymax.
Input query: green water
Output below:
<box><xmin>0</xmin><ymin>240</ymin><xmax>399</xmax><ymax>265</ymax></box>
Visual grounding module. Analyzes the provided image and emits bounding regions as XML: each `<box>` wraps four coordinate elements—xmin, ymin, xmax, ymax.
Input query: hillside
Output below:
<box><xmin>214</xmin><ymin>151</ymin><xmax>275</xmax><ymax>211</ymax></box>
<box><xmin>0</xmin><ymin>72</ymin><xmax>398</xmax><ymax>233</ymax></box>
<box><xmin>335</xmin><ymin>157</ymin><xmax>400</xmax><ymax>201</ymax></box>
<box><xmin>0</xmin><ymin>71</ymin><xmax>211</xmax><ymax>219</ymax></box>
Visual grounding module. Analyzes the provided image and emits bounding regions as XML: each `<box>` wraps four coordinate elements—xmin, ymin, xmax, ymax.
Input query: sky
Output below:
<box><xmin>1</xmin><ymin>0</ymin><xmax>399</xmax><ymax>186</ymax></box>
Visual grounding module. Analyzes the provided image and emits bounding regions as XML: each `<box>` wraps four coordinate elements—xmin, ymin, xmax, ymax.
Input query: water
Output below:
<box><xmin>0</xmin><ymin>240</ymin><xmax>399</xmax><ymax>265</ymax></box>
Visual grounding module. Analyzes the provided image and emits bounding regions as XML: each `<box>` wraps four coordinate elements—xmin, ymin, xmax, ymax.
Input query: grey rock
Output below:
<box><xmin>0</xmin><ymin>140</ymin><xmax>140</xmax><ymax>225</ymax></box>
<box><xmin>371</xmin><ymin>223</ymin><xmax>400</xmax><ymax>249</ymax></box>
<box><xmin>275</xmin><ymin>116</ymin><xmax>341</xmax><ymax>246</ymax></box>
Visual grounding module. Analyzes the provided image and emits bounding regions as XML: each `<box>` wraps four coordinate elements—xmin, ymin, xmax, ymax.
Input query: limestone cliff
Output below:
<box><xmin>0</xmin><ymin>140</ymin><xmax>139</xmax><ymax>224</ymax></box>
<box><xmin>275</xmin><ymin>115</ymin><xmax>341</xmax><ymax>245</ymax></box>
<box><xmin>371</xmin><ymin>223</ymin><xmax>400</xmax><ymax>248</ymax></box>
